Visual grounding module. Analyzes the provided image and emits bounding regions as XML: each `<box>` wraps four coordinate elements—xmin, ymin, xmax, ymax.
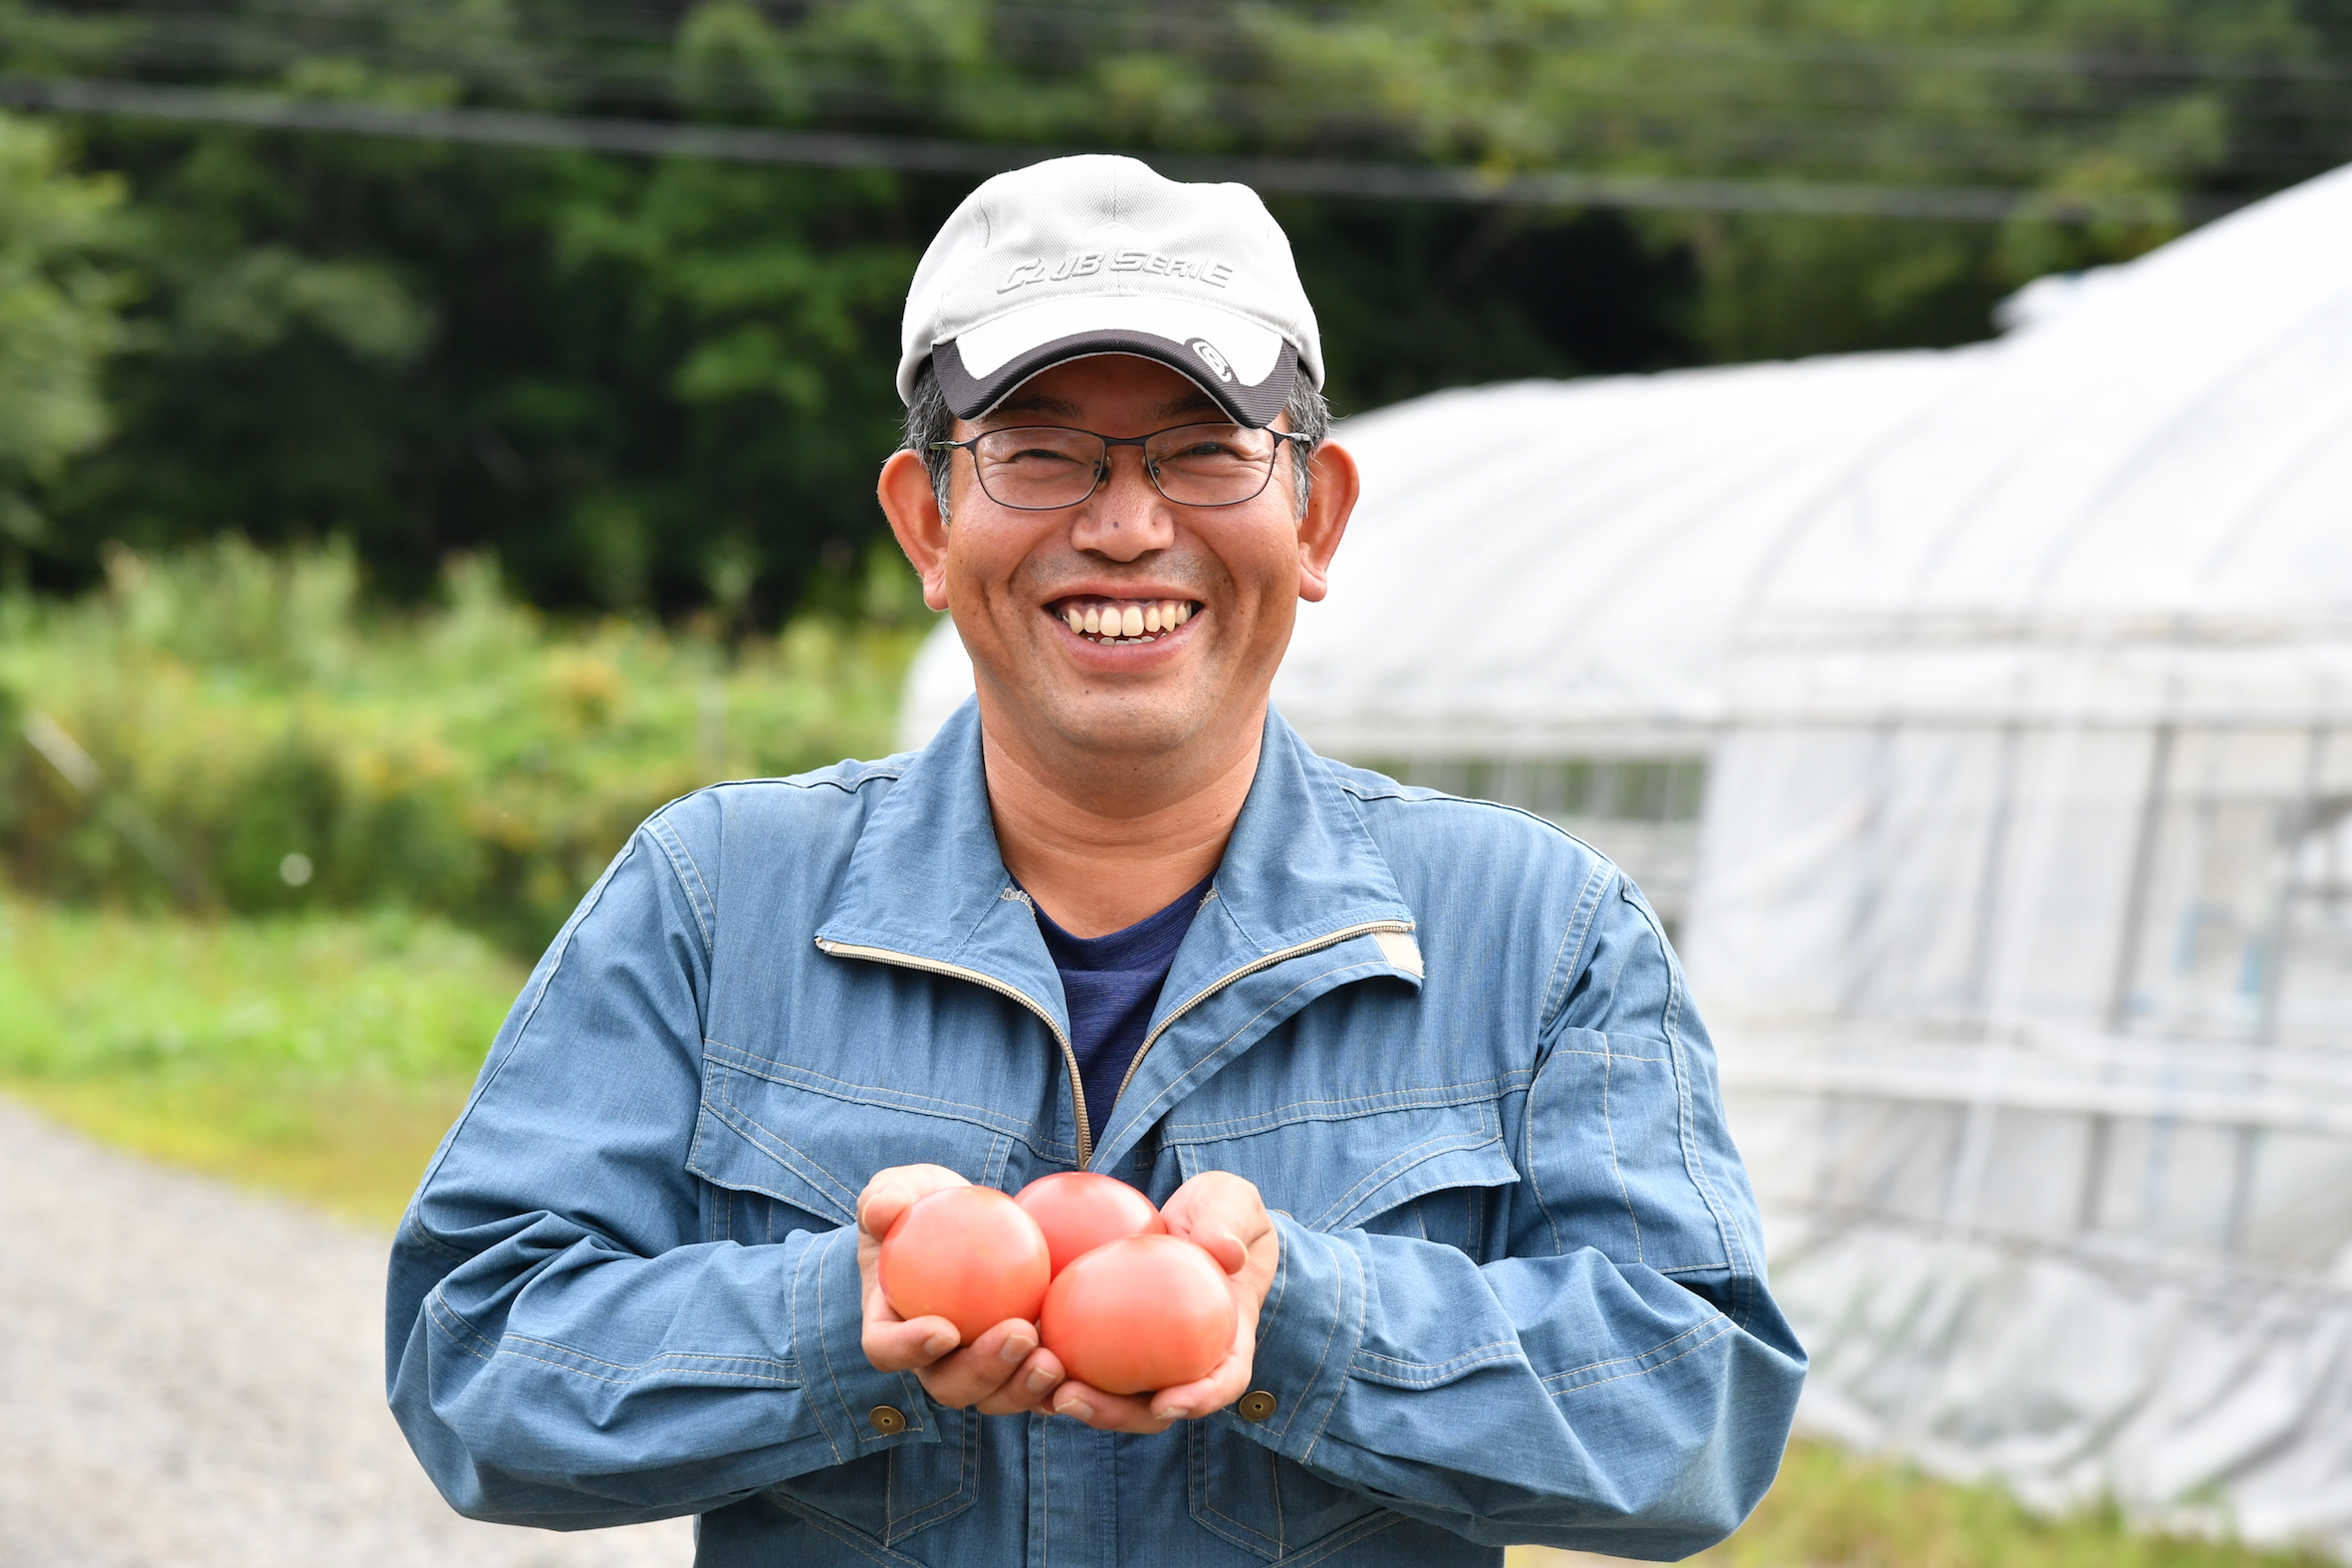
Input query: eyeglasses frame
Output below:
<box><xmin>927</xmin><ymin>421</ymin><xmax>1312</xmax><ymax>513</ymax></box>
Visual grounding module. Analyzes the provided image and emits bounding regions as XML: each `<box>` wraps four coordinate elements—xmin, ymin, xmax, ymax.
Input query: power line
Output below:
<box><xmin>0</xmin><ymin>74</ymin><xmax>2244</xmax><ymax>222</ymax></box>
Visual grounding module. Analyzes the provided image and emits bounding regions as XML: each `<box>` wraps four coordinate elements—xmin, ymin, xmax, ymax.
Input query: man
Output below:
<box><xmin>387</xmin><ymin>155</ymin><xmax>1804</xmax><ymax>1566</ymax></box>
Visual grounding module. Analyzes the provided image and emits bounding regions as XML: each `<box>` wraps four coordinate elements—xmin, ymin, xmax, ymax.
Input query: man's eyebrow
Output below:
<box><xmin>1157</xmin><ymin>390</ymin><xmax>1222</xmax><ymax>419</ymax></box>
<box><xmin>982</xmin><ymin>392</ymin><xmax>1084</xmax><ymax>423</ymax></box>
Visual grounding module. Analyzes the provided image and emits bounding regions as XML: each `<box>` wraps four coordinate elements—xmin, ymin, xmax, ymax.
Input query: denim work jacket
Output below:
<box><xmin>386</xmin><ymin>703</ymin><xmax>1805</xmax><ymax>1566</ymax></box>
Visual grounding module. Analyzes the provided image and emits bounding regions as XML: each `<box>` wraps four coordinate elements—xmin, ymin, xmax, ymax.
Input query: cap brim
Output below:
<box><xmin>933</xmin><ymin>298</ymin><xmax>1296</xmax><ymax>427</ymax></box>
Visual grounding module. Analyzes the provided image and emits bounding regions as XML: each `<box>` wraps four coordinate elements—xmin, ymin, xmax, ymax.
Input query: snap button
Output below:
<box><xmin>868</xmin><ymin>1405</ymin><xmax>907</xmax><ymax>1435</ymax></box>
<box><xmin>1237</xmin><ymin>1390</ymin><xmax>1278</xmax><ymax>1424</ymax></box>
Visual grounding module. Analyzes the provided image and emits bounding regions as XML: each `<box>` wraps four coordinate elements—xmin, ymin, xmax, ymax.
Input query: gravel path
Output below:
<box><xmin>0</xmin><ymin>1099</ymin><xmax>692</xmax><ymax>1568</ymax></box>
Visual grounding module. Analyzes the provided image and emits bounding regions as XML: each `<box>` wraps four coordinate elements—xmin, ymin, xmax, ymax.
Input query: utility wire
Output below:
<box><xmin>58</xmin><ymin>0</ymin><xmax>2352</xmax><ymax>84</ymax></box>
<box><xmin>0</xmin><ymin>75</ymin><xmax>2245</xmax><ymax>221</ymax></box>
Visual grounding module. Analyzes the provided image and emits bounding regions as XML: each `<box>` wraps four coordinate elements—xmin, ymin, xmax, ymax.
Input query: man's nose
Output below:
<box><xmin>1067</xmin><ymin>446</ymin><xmax>1174</xmax><ymax>560</ymax></box>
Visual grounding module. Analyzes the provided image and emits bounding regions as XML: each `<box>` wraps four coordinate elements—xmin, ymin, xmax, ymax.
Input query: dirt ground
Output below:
<box><xmin>0</xmin><ymin>1098</ymin><xmax>690</xmax><ymax>1568</ymax></box>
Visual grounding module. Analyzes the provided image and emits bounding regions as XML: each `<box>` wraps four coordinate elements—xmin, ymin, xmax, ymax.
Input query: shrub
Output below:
<box><xmin>0</xmin><ymin>538</ymin><xmax>928</xmax><ymax>950</ymax></box>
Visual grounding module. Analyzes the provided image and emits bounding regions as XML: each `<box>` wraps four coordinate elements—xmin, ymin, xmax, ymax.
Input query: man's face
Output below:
<box><xmin>915</xmin><ymin>355</ymin><xmax>1349</xmax><ymax>766</ymax></box>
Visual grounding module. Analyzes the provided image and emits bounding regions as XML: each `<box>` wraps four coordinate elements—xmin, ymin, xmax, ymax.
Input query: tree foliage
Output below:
<box><xmin>0</xmin><ymin>112</ymin><xmax>121</xmax><ymax>566</ymax></box>
<box><xmin>0</xmin><ymin>0</ymin><xmax>2344</xmax><ymax>613</ymax></box>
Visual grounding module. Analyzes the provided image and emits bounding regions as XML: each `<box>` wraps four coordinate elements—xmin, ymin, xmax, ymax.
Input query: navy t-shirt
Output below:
<box><xmin>1032</xmin><ymin>875</ymin><xmax>1215</xmax><ymax>1141</ymax></box>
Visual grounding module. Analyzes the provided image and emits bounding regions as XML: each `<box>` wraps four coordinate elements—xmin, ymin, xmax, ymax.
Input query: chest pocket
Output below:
<box><xmin>1167</xmin><ymin>1096</ymin><xmax>1521</xmax><ymax>1564</ymax></box>
<box><xmin>1165</xmin><ymin>1095</ymin><xmax>1522</xmax><ymax>1257</ymax></box>
<box><xmin>686</xmin><ymin>1042</ymin><xmax>1040</xmax><ymax>1551</ymax></box>
<box><xmin>688</xmin><ymin>1041</ymin><xmax>1042</xmax><ymax>1228</ymax></box>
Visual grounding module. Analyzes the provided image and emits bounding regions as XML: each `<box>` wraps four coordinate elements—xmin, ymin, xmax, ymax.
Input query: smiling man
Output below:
<box><xmin>387</xmin><ymin>156</ymin><xmax>1804</xmax><ymax>1566</ymax></box>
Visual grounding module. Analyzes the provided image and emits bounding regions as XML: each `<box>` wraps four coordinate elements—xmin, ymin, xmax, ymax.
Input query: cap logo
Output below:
<box><xmin>998</xmin><ymin>250</ymin><xmax>1235</xmax><ymax>294</ymax></box>
<box><xmin>1189</xmin><ymin>339</ymin><xmax>1236</xmax><ymax>382</ymax></box>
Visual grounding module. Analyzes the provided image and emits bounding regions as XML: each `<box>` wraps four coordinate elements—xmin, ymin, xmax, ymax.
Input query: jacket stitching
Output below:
<box><xmin>1351</xmin><ymin>1340</ymin><xmax>1520</xmax><ymax>1371</ymax></box>
<box><xmin>1537</xmin><ymin>861</ymin><xmax>1613</xmax><ymax>1039</ymax></box>
<box><xmin>1520</xmin><ymin>864</ymin><xmax>1614</xmax><ymax>1263</ymax></box>
<box><xmin>1297</xmin><ymin>1238</ymin><xmax>1364</xmax><ymax>1463</ymax></box>
<box><xmin>1187</xmin><ymin>1490</ymin><xmax>1403</xmax><ymax>1567</ymax></box>
<box><xmin>497</xmin><ymin>1334</ymin><xmax>797</xmax><ymax>1379</ymax></box>
<box><xmin>1189</xmin><ymin>1497</ymin><xmax>1277</xmax><ymax>1557</ymax></box>
<box><xmin>1602</xmin><ymin>1045</ymin><xmax>1646</xmax><ymax>1264</ymax></box>
<box><xmin>1161</xmin><ymin>1073</ymin><xmax>1531</xmax><ymax>1138</ymax></box>
<box><xmin>697</xmin><ymin>766</ymin><xmax>908</xmax><ymax>800</ymax></box>
<box><xmin>1538</xmin><ymin>1314</ymin><xmax>1728</xmax><ymax>1386</ymax></box>
<box><xmin>493</xmin><ymin>1347</ymin><xmax>799</xmax><ymax>1387</ymax></box>
<box><xmin>767</xmin><ymin>1496</ymin><xmax>923</xmax><ymax>1568</ymax></box>
<box><xmin>703</xmin><ymin>1041</ymin><xmax>1053</xmax><ymax>1149</ymax></box>
<box><xmin>1546</xmin><ymin>1317</ymin><xmax>1735</xmax><ymax>1399</ymax></box>
<box><xmin>1290</xmin><ymin>1510</ymin><xmax>1409</xmax><ymax>1567</ymax></box>
<box><xmin>1304</xmin><ymin>1116</ymin><xmax>1504</xmax><ymax>1231</ymax></box>
<box><xmin>407</xmin><ymin>835</ymin><xmax>638</xmax><ymax>1250</ymax></box>
<box><xmin>646</xmin><ymin>814</ymin><xmax>717</xmax><ymax>959</ymax></box>
<box><xmin>708</xmin><ymin>1077</ymin><xmax>861</xmax><ymax>1223</ymax></box>
<box><xmin>819</xmin><ymin>1232</ymin><xmax>914</xmax><ymax>1452</ymax></box>
<box><xmin>422</xmin><ymin>1290</ymin><xmax>498</xmax><ymax>1362</ymax></box>
<box><xmin>399</xmin><ymin>1218</ymin><xmax>470</xmax><ymax>1262</ymax></box>
<box><xmin>1119</xmin><ymin>957</ymin><xmax>1395</xmax><ymax>1132</ymax></box>
<box><xmin>1272</xmin><ymin>1443</ymin><xmax>1287</xmax><ymax>1550</ymax></box>
<box><xmin>1520</xmin><ymin>1058</ymin><xmax>1567</xmax><ymax>1258</ymax></box>
<box><xmin>1624</xmin><ymin>884</ymin><xmax>1755</xmax><ymax>1327</ymax></box>
<box><xmin>1351</xmin><ymin>1340</ymin><xmax>1525</xmax><ymax>1383</ymax></box>
<box><xmin>1289</xmin><ymin>1237</ymin><xmax>1345</xmax><ymax>1460</ymax></box>
<box><xmin>885</xmin><ymin>1410</ymin><xmax>977</xmax><ymax>1538</ymax></box>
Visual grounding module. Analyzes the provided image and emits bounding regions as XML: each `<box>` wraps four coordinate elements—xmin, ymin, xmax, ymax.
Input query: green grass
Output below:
<box><xmin>1502</xmin><ymin>1438</ymin><xmax>2333</xmax><ymax>1567</ymax></box>
<box><xmin>0</xmin><ymin>896</ymin><xmax>521</xmax><ymax>1226</ymax></box>
<box><xmin>1693</xmin><ymin>1439</ymin><xmax>2330</xmax><ymax>1567</ymax></box>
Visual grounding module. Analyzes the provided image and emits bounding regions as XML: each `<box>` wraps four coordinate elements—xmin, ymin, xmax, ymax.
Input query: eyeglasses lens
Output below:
<box><xmin>972</xmin><ymin>425</ymin><xmax>1278</xmax><ymax>510</ymax></box>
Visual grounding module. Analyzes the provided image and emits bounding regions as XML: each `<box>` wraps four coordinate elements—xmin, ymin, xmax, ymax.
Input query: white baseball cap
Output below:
<box><xmin>897</xmin><ymin>154</ymin><xmax>1323</xmax><ymax>429</ymax></box>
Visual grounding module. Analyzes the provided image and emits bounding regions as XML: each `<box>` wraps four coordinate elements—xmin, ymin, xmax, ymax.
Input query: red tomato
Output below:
<box><xmin>877</xmin><ymin>1186</ymin><xmax>1052</xmax><ymax>1344</ymax></box>
<box><xmin>1016</xmin><ymin>1172</ymin><xmax>1167</xmax><ymax>1276</ymax></box>
<box><xmin>1039</xmin><ymin>1233</ymin><xmax>1236</xmax><ymax>1395</ymax></box>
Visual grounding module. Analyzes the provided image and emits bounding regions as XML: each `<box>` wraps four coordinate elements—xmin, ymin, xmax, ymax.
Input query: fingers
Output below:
<box><xmin>911</xmin><ymin>1318</ymin><xmax>1064</xmax><ymax>1412</ymax></box>
<box><xmin>1161</xmin><ymin>1172</ymin><xmax>1273</xmax><ymax>1271</ymax></box>
<box><xmin>1191</xmin><ymin>1228</ymin><xmax>1249</xmax><ymax>1274</ymax></box>
<box><xmin>1051</xmin><ymin>1380</ymin><xmax>1172</xmax><ymax>1435</ymax></box>
<box><xmin>856</xmin><ymin>1163</ymin><xmax>971</xmax><ymax>1240</ymax></box>
<box><xmin>1146</xmin><ymin>1337</ymin><xmax>1252</xmax><ymax>1425</ymax></box>
<box><xmin>971</xmin><ymin>1344</ymin><xmax>1067</xmax><ymax>1417</ymax></box>
<box><xmin>862</xmin><ymin>1312</ymin><xmax>960</xmax><ymax>1373</ymax></box>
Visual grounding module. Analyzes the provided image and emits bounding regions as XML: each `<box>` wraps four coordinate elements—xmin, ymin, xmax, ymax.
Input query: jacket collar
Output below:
<box><xmin>814</xmin><ymin>697</ymin><xmax>1418</xmax><ymax>1040</ymax></box>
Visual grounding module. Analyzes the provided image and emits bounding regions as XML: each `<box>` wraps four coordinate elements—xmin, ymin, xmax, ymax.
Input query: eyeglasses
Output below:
<box><xmin>930</xmin><ymin>422</ymin><xmax>1308</xmax><ymax>512</ymax></box>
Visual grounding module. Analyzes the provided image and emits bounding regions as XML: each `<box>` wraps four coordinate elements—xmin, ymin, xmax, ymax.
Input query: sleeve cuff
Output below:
<box><xmin>1214</xmin><ymin>1213</ymin><xmax>1364</xmax><ymax>1462</ymax></box>
<box><xmin>794</xmin><ymin>1223</ymin><xmax>943</xmax><ymax>1461</ymax></box>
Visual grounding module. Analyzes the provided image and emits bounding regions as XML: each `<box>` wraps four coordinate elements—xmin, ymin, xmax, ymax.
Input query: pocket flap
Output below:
<box><xmin>689</xmin><ymin>1054</ymin><xmax>1017</xmax><ymax>1228</ymax></box>
<box><xmin>1168</xmin><ymin>1100</ymin><xmax>1520</xmax><ymax>1234</ymax></box>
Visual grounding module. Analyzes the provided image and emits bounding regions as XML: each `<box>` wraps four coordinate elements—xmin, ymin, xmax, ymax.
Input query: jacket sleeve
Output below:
<box><xmin>383</xmin><ymin>806</ymin><xmax>933</xmax><ymax>1528</ymax></box>
<box><xmin>1229</xmin><ymin>876</ymin><xmax>1806</xmax><ymax>1560</ymax></box>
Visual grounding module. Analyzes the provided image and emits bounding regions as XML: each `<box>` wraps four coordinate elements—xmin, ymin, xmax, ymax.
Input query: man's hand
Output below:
<box><xmin>1049</xmin><ymin>1171</ymin><xmax>1281</xmax><ymax>1435</ymax></box>
<box><xmin>856</xmin><ymin>1164</ymin><xmax>1067</xmax><ymax>1417</ymax></box>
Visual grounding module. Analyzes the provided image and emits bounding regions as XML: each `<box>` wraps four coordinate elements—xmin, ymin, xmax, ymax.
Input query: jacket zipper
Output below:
<box><xmin>819</xmin><ymin>918</ymin><xmax>1413</xmax><ymax>1170</ymax></box>
<box><xmin>814</xmin><ymin>939</ymin><xmax>1093</xmax><ymax>1162</ymax></box>
<box><xmin>1103</xmin><ymin>919</ymin><xmax>1416</xmax><ymax>1159</ymax></box>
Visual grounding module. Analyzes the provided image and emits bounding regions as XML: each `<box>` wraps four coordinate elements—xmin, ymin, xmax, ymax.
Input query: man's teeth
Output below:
<box><xmin>1061</xmin><ymin>599</ymin><xmax>1194</xmax><ymax>642</ymax></box>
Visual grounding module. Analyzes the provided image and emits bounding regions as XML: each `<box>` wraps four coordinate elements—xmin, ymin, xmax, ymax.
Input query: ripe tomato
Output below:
<box><xmin>1039</xmin><ymin>1233</ymin><xmax>1236</xmax><ymax>1395</ymax></box>
<box><xmin>1015</xmin><ymin>1171</ymin><xmax>1167</xmax><ymax>1276</ymax></box>
<box><xmin>877</xmin><ymin>1186</ymin><xmax>1052</xmax><ymax>1344</ymax></box>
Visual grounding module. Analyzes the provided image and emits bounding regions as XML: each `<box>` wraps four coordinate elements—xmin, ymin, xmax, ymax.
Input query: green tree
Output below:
<box><xmin>0</xmin><ymin>0</ymin><xmax>2345</xmax><ymax>610</ymax></box>
<box><xmin>0</xmin><ymin>110</ymin><xmax>121</xmax><ymax>576</ymax></box>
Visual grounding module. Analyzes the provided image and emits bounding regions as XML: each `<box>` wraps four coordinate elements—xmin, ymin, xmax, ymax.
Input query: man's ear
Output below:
<box><xmin>1294</xmin><ymin>440</ymin><xmax>1359</xmax><ymax>604</ymax></box>
<box><xmin>878</xmin><ymin>450</ymin><xmax>952</xmax><ymax>612</ymax></box>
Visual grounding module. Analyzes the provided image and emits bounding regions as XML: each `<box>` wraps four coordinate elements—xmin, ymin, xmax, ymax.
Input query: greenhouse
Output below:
<box><xmin>898</xmin><ymin>160</ymin><xmax>2352</xmax><ymax>1551</ymax></box>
